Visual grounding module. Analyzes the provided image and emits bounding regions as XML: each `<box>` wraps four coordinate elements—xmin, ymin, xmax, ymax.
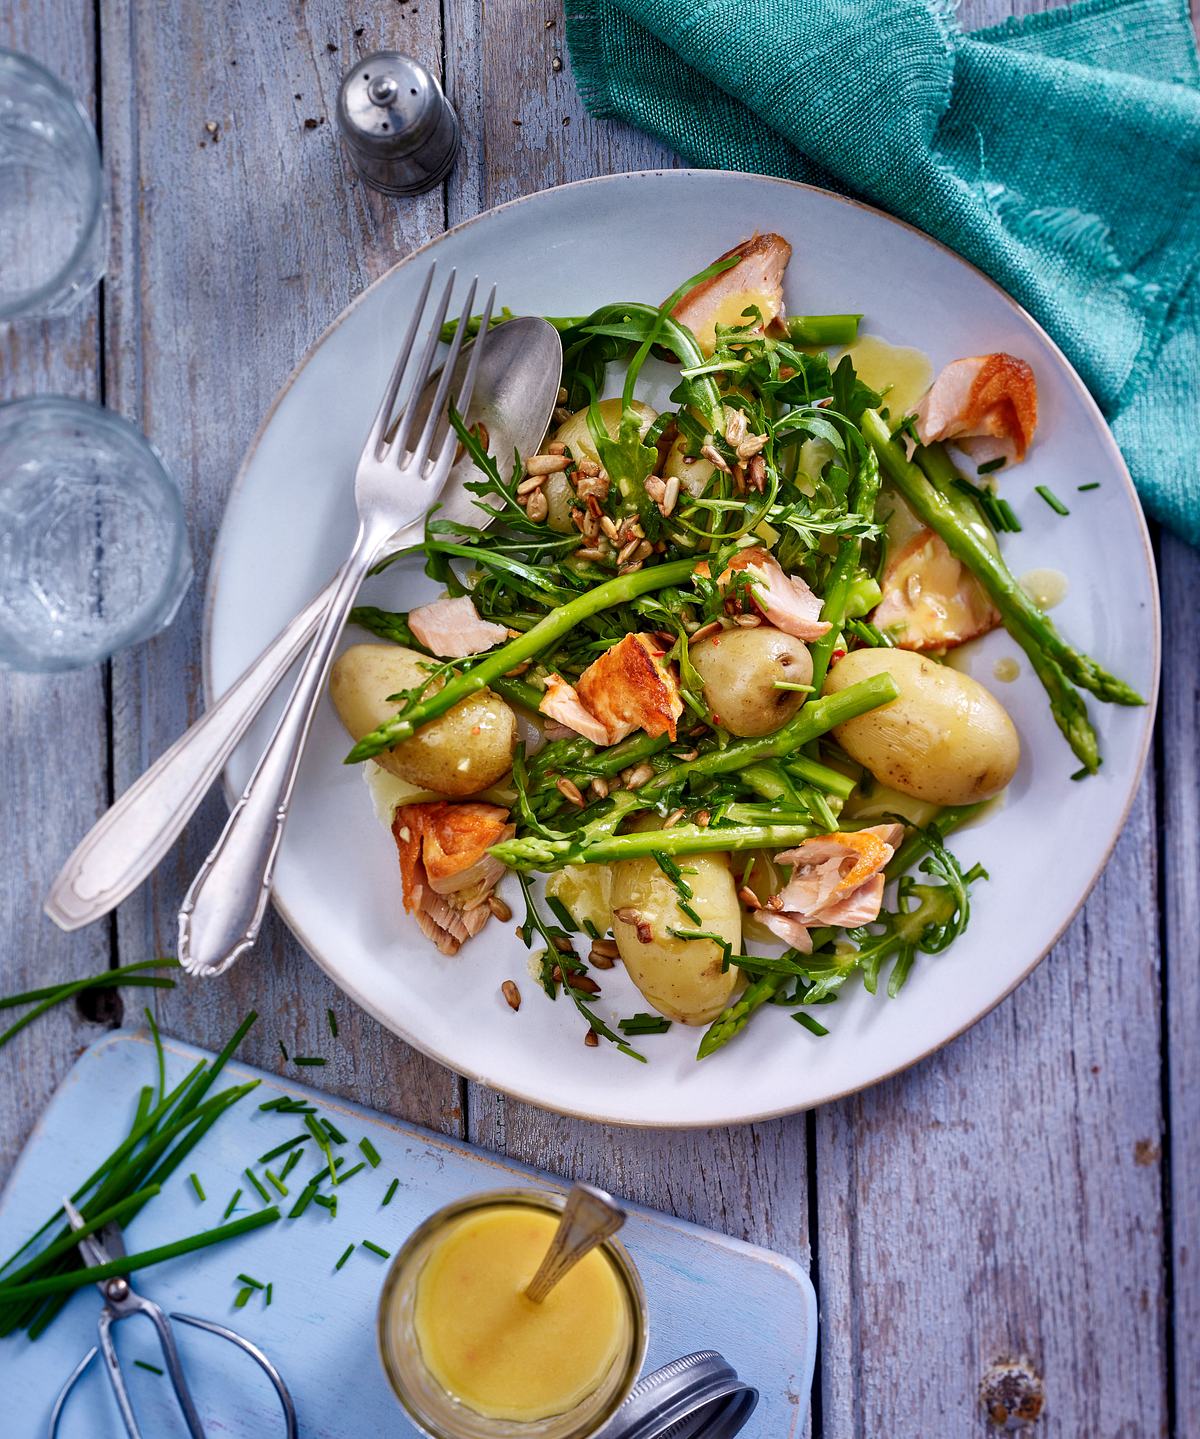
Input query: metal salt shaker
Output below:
<box><xmin>336</xmin><ymin>52</ymin><xmax>459</xmax><ymax>196</ymax></box>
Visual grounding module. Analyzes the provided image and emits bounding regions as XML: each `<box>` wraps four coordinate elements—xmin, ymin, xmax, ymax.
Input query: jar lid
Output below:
<box><xmin>605</xmin><ymin>1351</ymin><xmax>759</xmax><ymax>1439</ymax></box>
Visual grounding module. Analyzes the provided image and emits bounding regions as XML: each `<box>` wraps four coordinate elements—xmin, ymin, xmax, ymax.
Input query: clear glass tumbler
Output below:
<box><xmin>378</xmin><ymin>1188</ymin><xmax>649</xmax><ymax>1439</ymax></box>
<box><xmin>0</xmin><ymin>397</ymin><xmax>192</xmax><ymax>671</ymax></box>
<box><xmin>0</xmin><ymin>50</ymin><xmax>108</xmax><ymax>321</ymax></box>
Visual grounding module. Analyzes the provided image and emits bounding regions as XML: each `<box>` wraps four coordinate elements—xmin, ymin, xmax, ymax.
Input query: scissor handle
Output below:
<box><xmin>48</xmin><ymin>1311</ymin><xmax>297</xmax><ymax>1439</ymax></box>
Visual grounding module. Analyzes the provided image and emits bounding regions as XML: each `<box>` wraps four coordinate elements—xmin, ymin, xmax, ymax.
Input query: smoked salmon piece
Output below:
<box><xmin>696</xmin><ymin>547</ymin><xmax>831</xmax><ymax>642</ymax></box>
<box><xmin>873</xmin><ymin>527</ymin><xmax>1000</xmax><ymax>651</ymax></box>
<box><xmin>392</xmin><ymin>801</ymin><xmax>514</xmax><ymax>955</ymax></box>
<box><xmin>914</xmin><ymin>353</ymin><xmax>1038</xmax><ymax>466</ymax></box>
<box><xmin>755</xmin><ymin>823</ymin><xmax>905</xmax><ymax>948</ymax></box>
<box><xmin>408</xmin><ymin>595</ymin><xmax>508</xmax><ymax>659</ymax></box>
<box><xmin>539</xmin><ymin>634</ymin><xmax>683</xmax><ymax>746</ymax></box>
<box><xmin>670</xmin><ymin>234</ymin><xmax>792</xmax><ymax>357</ymax></box>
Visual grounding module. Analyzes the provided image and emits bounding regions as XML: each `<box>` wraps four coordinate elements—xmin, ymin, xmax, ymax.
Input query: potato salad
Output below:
<box><xmin>328</xmin><ymin>235</ymin><xmax>1143</xmax><ymax>1061</ymax></box>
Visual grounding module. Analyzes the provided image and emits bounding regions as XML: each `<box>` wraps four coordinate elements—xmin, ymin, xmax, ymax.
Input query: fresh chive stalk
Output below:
<box><xmin>358</xmin><ymin>1138</ymin><xmax>382</xmax><ymax>1169</ymax></box>
<box><xmin>362</xmin><ymin>1241</ymin><xmax>391</xmax><ymax>1259</ymax></box>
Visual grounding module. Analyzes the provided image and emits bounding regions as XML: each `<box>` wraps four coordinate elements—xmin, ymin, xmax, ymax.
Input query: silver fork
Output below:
<box><xmin>178</xmin><ymin>267</ymin><xmax>494</xmax><ymax>977</ymax></box>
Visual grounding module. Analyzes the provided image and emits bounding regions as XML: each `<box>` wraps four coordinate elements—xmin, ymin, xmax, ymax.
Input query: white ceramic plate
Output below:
<box><xmin>206</xmin><ymin>171</ymin><xmax>1159</xmax><ymax>1127</ymax></box>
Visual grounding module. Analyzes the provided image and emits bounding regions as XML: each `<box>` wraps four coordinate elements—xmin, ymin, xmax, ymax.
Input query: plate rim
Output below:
<box><xmin>203</xmin><ymin>168</ymin><xmax>1161</xmax><ymax>1127</ymax></box>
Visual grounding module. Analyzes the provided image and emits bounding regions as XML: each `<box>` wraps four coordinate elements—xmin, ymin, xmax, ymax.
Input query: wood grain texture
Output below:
<box><xmin>0</xmin><ymin>1</ymin><xmax>112</xmax><ymax>1185</ymax></box>
<box><xmin>97</xmin><ymin>0</ymin><xmax>463</xmax><ymax>1134</ymax></box>
<box><xmin>1160</xmin><ymin>533</ymin><xmax>1199</xmax><ymax>1428</ymax></box>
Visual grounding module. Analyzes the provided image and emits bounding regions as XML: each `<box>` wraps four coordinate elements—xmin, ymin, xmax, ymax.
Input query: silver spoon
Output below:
<box><xmin>44</xmin><ymin>313</ymin><xmax>563</xmax><ymax>933</ymax></box>
<box><xmin>525</xmin><ymin>1184</ymin><xmax>627</xmax><ymax>1304</ymax></box>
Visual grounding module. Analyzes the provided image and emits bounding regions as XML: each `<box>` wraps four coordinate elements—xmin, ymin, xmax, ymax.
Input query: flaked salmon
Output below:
<box><xmin>756</xmin><ymin>823</ymin><xmax>904</xmax><ymax>945</ymax></box>
<box><xmin>539</xmin><ymin>634</ymin><xmax>683</xmax><ymax>746</ymax></box>
<box><xmin>873</xmin><ymin>527</ymin><xmax>1000</xmax><ymax>651</ymax></box>
<box><xmin>914</xmin><ymin>353</ymin><xmax>1038</xmax><ymax>466</ymax></box>
<box><xmin>392</xmin><ymin>801</ymin><xmax>514</xmax><ymax>956</ymax></box>
<box><xmin>696</xmin><ymin>547</ymin><xmax>830</xmax><ymax>642</ymax></box>
<box><xmin>408</xmin><ymin>595</ymin><xmax>508</xmax><ymax>659</ymax></box>
<box><xmin>670</xmin><ymin>233</ymin><xmax>792</xmax><ymax>357</ymax></box>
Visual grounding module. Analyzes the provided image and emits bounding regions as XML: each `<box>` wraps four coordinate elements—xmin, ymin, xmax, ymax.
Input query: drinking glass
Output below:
<box><xmin>0</xmin><ymin>50</ymin><xmax>108</xmax><ymax>321</ymax></box>
<box><xmin>0</xmin><ymin>397</ymin><xmax>192</xmax><ymax>671</ymax></box>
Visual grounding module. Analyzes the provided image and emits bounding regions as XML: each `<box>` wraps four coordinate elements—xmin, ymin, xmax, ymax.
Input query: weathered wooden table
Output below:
<box><xmin>1</xmin><ymin>1</ymin><xmax>1195</xmax><ymax>1433</ymax></box>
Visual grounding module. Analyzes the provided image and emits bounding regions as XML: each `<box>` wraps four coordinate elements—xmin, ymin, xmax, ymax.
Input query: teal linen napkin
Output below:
<box><xmin>566</xmin><ymin>0</ymin><xmax>1200</xmax><ymax>544</ymax></box>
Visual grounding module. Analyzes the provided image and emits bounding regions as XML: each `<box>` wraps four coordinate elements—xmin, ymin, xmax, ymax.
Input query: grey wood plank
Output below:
<box><xmin>1161</xmin><ymin>532</ymin><xmax>1199</xmax><ymax>1427</ymax></box>
<box><xmin>97</xmin><ymin>0</ymin><xmax>463</xmax><ymax>1133</ymax></box>
<box><xmin>810</xmin><ymin>3</ymin><xmax>1173</xmax><ymax>1433</ymax></box>
<box><xmin>0</xmin><ymin>3</ymin><xmax>111</xmax><ymax>1186</ymax></box>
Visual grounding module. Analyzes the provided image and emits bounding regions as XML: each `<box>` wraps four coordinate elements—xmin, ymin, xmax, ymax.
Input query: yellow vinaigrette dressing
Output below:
<box><xmin>413</xmin><ymin>1206</ymin><xmax>632</xmax><ymax>1422</ymax></box>
<box><xmin>835</xmin><ymin>335</ymin><xmax>933</xmax><ymax>421</ymax></box>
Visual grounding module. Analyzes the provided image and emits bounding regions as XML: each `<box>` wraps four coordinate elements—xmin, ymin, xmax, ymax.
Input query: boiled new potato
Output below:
<box><xmin>659</xmin><ymin>430</ymin><xmax>716</xmax><ymax>499</ymax></box>
<box><xmin>330</xmin><ymin>644</ymin><xmax>516</xmax><ymax>798</ymax></box>
<box><xmin>824</xmin><ymin>647</ymin><xmax>1019</xmax><ymax>805</ymax></box>
<box><xmin>690</xmin><ymin>626</ymin><xmax>813</xmax><ymax>736</ymax></box>
<box><xmin>609</xmin><ymin>851</ymin><xmax>742</xmax><ymax>1025</ymax></box>
<box><xmin>546</xmin><ymin>864</ymin><xmax>613</xmax><ymax>937</ymax></box>
<box><xmin>552</xmin><ymin>398</ymin><xmax>657</xmax><ymax>467</ymax></box>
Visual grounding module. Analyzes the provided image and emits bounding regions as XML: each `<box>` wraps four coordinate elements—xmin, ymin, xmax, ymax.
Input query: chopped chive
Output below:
<box><xmin>382</xmin><ymin>1178</ymin><xmax>399</xmax><ymax>1207</ymax></box>
<box><xmin>244</xmin><ymin>1168</ymin><xmax>271</xmax><ymax>1204</ymax></box>
<box><xmin>327</xmin><ymin>1008</ymin><xmax>338</xmax><ymax>1038</ymax></box>
<box><xmin>188</xmin><ymin>1173</ymin><xmax>206</xmax><ymax>1203</ymax></box>
<box><xmin>1035</xmin><ymin>484</ymin><xmax>1069</xmax><ymax>516</ymax></box>
<box><xmin>582</xmin><ymin>918</ymin><xmax>600</xmax><ymax>939</ymax></box>
<box><xmin>793</xmin><ymin>1011</ymin><xmax>830</xmax><ymax>1037</ymax></box>
<box><xmin>313</xmin><ymin>1194</ymin><xmax>338</xmax><ymax>1217</ymax></box>
<box><xmin>322</xmin><ymin>1119</ymin><xmax>347</xmax><ymax>1145</ymax></box>
<box><xmin>771</xmin><ymin>680</ymin><xmax>815</xmax><ymax>692</ymax></box>
<box><xmin>222</xmin><ymin>1189</ymin><xmax>243</xmax><ymax>1220</ymax></box>
<box><xmin>976</xmin><ymin>456</ymin><xmax>1006</xmax><ymax>474</ymax></box>
<box><xmin>287</xmin><ymin>1178</ymin><xmax>322</xmax><ymax>1219</ymax></box>
<box><xmin>234</xmin><ymin>1285</ymin><xmax>254</xmax><ymax>1309</ymax></box>
<box><xmin>280</xmin><ymin>1148</ymin><xmax>304</xmax><ymax>1182</ymax></box>
<box><xmin>258</xmin><ymin>1097</ymin><xmax>288</xmax><ymax>1112</ymax></box>
<box><xmin>257</xmin><ymin>1135</ymin><xmax>308</xmax><ymax>1165</ymax></box>
<box><xmin>264</xmin><ymin>1168</ymin><xmax>289</xmax><ymax>1198</ymax></box>
<box><xmin>358</xmin><ymin>1138</ymin><xmax>381</xmax><ymax>1169</ymax></box>
<box><xmin>362</xmin><ymin>1240</ymin><xmax>391</xmax><ymax>1259</ymax></box>
<box><xmin>278</xmin><ymin>1041</ymin><xmax>288</xmax><ymax>1062</ymax></box>
<box><xmin>236</xmin><ymin>1273</ymin><xmax>264</xmax><ymax>1290</ymax></box>
<box><xmin>293</xmin><ymin>1056</ymin><xmax>326</xmax><ymax>1067</ymax></box>
<box><xmin>265</xmin><ymin>1282</ymin><xmax>273</xmax><ymax>1306</ymax></box>
<box><xmin>545</xmin><ymin>895</ymin><xmax>579</xmax><ymax>933</ymax></box>
<box><xmin>1077</xmin><ymin>481</ymin><xmax>1100</xmax><ymax>491</ymax></box>
<box><xmin>338</xmin><ymin>1162</ymin><xmax>366</xmax><ymax>1185</ymax></box>
<box><xmin>996</xmin><ymin>498</ymin><xmax>1021</xmax><ymax>532</ymax></box>
<box><xmin>134</xmin><ymin>1360</ymin><xmax>164</xmax><ymax>1376</ymax></box>
<box><xmin>335</xmin><ymin>1243</ymin><xmax>355</xmax><ymax>1271</ymax></box>
<box><xmin>618</xmin><ymin>1013</ymin><xmax>672</xmax><ymax>1035</ymax></box>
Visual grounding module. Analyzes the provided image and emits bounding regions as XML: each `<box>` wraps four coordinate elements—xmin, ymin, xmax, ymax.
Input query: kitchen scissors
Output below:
<box><xmin>48</xmin><ymin>1198</ymin><xmax>297</xmax><ymax>1438</ymax></box>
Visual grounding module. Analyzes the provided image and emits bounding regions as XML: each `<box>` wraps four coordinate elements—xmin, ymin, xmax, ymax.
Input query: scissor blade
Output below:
<box><xmin>62</xmin><ymin>1196</ymin><xmax>118</xmax><ymax>1290</ymax></box>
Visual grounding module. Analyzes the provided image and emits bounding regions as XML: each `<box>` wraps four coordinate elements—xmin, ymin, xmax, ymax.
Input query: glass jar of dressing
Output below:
<box><xmin>378</xmin><ymin>1188</ymin><xmax>648</xmax><ymax>1439</ymax></box>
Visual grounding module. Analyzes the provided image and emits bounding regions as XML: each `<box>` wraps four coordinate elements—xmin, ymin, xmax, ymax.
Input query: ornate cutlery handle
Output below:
<box><xmin>43</xmin><ymin>582</ymin><xmax>336</xmax><ymax>932</ymax></box>
<box><xmin>178</xmin><ymin>515</ymin><xmax>393</xmax><ymax>977</ymax></box>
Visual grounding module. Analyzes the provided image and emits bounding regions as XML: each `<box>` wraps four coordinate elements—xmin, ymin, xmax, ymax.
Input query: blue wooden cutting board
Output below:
<box><xmin>0</xmin><ymin>1031</ymin><xmax>816</xmax><ymax>1438</ymax></box>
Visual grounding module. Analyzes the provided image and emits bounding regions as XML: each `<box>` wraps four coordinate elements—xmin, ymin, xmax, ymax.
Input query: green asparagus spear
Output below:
<box><xmin>785</xmin><ymin>314</ymin><xmax>862</xmax><ymax>347</ymax></box>
<box><xmin>345</xmin><ymin>559</ymin><xmax>695</xmax><ymax>763</ymax></box>
<box><xmin>861</xmin><ymin>411</ymin><xmax>1140</xmax><ymax>772</ymax></box>
<box><xmin>492</xmin><ymin>673</ymin><xmax>898</xmax><ymax>870</ymax></box>
<box><xmin>865</xmin><ymin>414</ymin><xmax>1142</xmax><ymax>707</ymax></box>
<box><xmin>696</xmin><ymin>974</ymin><xmax>785</xmax><ymax>1059</ymax></box>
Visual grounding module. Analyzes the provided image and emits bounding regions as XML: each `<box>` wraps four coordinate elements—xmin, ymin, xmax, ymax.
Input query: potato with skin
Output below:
<box><xmin>553</xmin><ymin>397</ymin><xmax>657</xmax><ymax>466</ymax></box>
<box><xmin>690</xmin><ymin>626</ymin><xmax>813</xmax><ymax>736</ymax></box>
<box><xmin>824</xmin><ymin>647</ymin><xmax>1019</xmax><ymax>805</ymax></box>
<box><xmin>330</xmin><ymin>644</ymin><xmax>516</xmax><ymax>798</ymax></box>
<box><xmin>609</xmin><ymin>852</ymin><xmax>743</xmax><ymax>1025</ymax></box>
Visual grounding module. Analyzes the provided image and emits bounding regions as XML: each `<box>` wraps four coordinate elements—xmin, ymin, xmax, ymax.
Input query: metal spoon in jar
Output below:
<box><xmin>44</xmin><ymin>315</ymin><xmax>563</xmax><ymax>933</ymax></box>
<box><xmin>525</xmin><ymin>1184</ymin><xmax>627</xmax><ymax>1304</ymax></box>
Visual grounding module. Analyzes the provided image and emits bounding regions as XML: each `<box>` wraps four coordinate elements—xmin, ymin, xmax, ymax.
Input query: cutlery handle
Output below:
<box><xmin>44</xmin><ymin>582</ymin><xmax>336</xmax><ymax>932</ymax></box>
<box><xmin>178</xmin><ymin>519</ymin><xmax>389</xmax><ymax>976</ymax></box>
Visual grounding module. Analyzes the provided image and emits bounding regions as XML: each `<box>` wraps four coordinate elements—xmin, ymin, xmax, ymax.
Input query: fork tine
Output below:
<box><xmin>387</xmin><ymin>270</ymin><xmax>457</xmax><ymax>458</ymax></box>
<box><xmin>429</xmin><ymin>284</ymin><xmax>497</xmax><ymax>475</ymax></box>
<box><xmin>364</xmin><ymin>264</ymin><xmax>435</xmax><ymax>458</ymax></box>
<box><xmin>410</xmin><ymin>276</ymin><xmax>479</xmax><ymax>466</ymax></box>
